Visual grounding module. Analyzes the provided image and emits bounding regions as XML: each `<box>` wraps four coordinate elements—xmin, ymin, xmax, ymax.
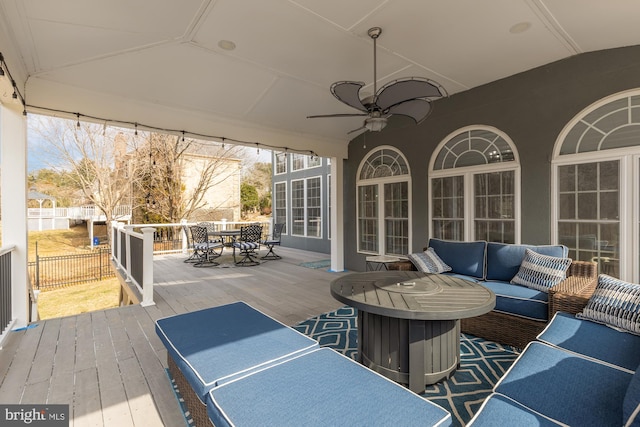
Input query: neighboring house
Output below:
<box><xmin>271</xmin><ymin>152</ymin><xmax>331</xmax><ymax>253</ymax></box>
<box><xmin>180</xmin><ymin>150</ymin><xmax>242</xmax><ymax>222</ymax></box>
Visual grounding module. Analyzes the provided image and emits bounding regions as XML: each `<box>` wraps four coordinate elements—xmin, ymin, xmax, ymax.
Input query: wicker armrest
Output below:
<box><xmin>548</xmin><ymin>260</ymin><xmax>598</xmax><ymax>316</ymax></box>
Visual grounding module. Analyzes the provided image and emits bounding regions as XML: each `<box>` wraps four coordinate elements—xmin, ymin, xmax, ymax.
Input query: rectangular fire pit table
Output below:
<box><xmin>330</xmin><ymin>271</ymin><xmax>495</xmax><ymax>393</ymax></box>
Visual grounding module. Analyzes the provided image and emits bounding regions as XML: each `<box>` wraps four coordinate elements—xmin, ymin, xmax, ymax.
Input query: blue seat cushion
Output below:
<box><xmin>467</xmin><ymin>393</ymin><xmax>563</xmax><ymax>426</ymax></box>
<box><xmin>482</xmin><ymin>281</ymin><xmax>549</xmax><ymax>321</ymax></box>
<box><xmin>624</xmin><ymin>368</ymin><xmax>640</xmax><ymax>427</ymax></box>
<box><xmin>207</xmin><ymin>348</ymin><xmax>452</xmax><ymax>427</ymax></box>
<box><xmin>486</xmin><ymin>242</ymin><xmax>568</xmax><ymax>282</ymax></box>
<box><xmin>495</xmin><ymin>342</ymin><xmax>633</xmax><ymax>427</ymax></box>
<box><xmin>538</xmin><ymin>312</ymin><xmax>640</xmax><ymax>372</ymax></box>
<box><xmin>428</xmin><ymin>238</ymin><xmax>487</xmax><ymax>279</ymax></box>
<box><xmin>155</xmin><ymin>302</ymin><xmax>318</xmax><ymax>402</ymax></box>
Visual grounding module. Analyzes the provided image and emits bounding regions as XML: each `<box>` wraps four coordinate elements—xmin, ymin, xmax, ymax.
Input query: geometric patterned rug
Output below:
<box><xmin>292</xmin><ymin>306</ymin><xmax>520</xmax><ymax>427</ymax></box>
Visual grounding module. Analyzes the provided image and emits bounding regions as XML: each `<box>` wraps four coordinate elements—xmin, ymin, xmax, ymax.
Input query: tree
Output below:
<box><xmin>243</xmin><ymin>161</ymin><xmax>272</xmax><ymax>214</ymax></box>
<box><xmin>134</xmin><ymin>133</ymin><xmax>245</xmax><ymax>223</ymax></box>
<box><xmin>29</xmin><ymin>115</ymin><xmax>143</xmax><ymax>235</ymax></box>
<box><xmin>240</xmin><ymin>182</ymin><xmax>259</xmax><ymax>216</ymax></box>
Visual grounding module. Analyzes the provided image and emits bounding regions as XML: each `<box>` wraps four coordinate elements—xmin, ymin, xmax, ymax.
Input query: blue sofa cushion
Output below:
<box><xmin>482</xmin><ymin>281</ymin><xmax>549</xmax><ymax>321</ymax></box>
<box><xmin>495</xmin><ymin>342</ymin><xmax>632</xmax><ymax>427</ymax></box>
<box><xmin>510</xmin><ymin>249</ymin><xmax>571</xmax><ymax>292</ymax></box>
<box><xmin>624</xmin><ymin>368</ymin><xmax>640</xmax><ymax>427</ymax></box>
<box><xmin>578</xmin><ymin>274</ymin><xmax>640</xmax><ymax>335</ymax></box>
<box><xmin>408</xmin><ymin>247</ymin><xmax>452</xmax><ymax>273</ymax></box>
<box><xmin>467</xmin><ymin>393</ymin><xmax>563</xmax><ymax>426</ymax></box>
<box><xmin>486</xmin><ymin>242</ymin><xmax>568</xmax><ymax>282</ymax></box>
<box><xmin>155</xmin><ymin>302</ymin><xmax>318</xmax><ymax>402</ymax></box>
<box><xmin>428</xmin><ymin>238</ymin><xmax>487</xmax><ymax>279</ymax></box>
<box><xmin>538</xmin><ymin>312</ymin><xmax>640</xmax><ymax>372</ymax></box>
<box><xmin>207</xmin><ymin>348</ymin><xmax>452</xmax><ymax>427</ymax></box>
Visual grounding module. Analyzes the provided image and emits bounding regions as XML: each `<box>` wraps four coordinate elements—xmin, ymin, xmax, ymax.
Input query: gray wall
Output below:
<box><xmin>273</xmin><ymin>157</ymin><xmax>331</xmax><ymax>254</ymax></box>
<box><xmin>344</xmin><ymin>45</ymin><xmax>640</xmax><ymax>271</ymax></box>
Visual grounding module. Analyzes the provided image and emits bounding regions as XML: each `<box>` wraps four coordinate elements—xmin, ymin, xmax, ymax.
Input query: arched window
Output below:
<box><xmin>553</xmin><ymin>89</ymin><xmax>640</xmax><ymax>281</ymax></box>
<box><xmin>356</xmin><ymin>146</ymin><xmax>411</xmax><ymax>256</ymax></box>
<box><xmin>429</xmin><ymin>126</ymin><xmax>520</xmax><ymax>243</ymax></box>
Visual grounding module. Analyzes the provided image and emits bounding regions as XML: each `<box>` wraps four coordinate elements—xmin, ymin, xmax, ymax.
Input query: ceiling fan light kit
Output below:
<box><xmin>308</xmin><ymin>27</ymin><xmax>447</xmax><ymax>134</ymax></box>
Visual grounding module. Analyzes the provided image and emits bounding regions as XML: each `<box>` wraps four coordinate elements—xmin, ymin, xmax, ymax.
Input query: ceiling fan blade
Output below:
<box><xmin>306</xmin><ymin>113</ymin><xmax>368</xmax><ymax>119</ymax></box>
<box><xmin>348</xmin><ymin>126</ymin><xmax>366</xmax><ymax>134</ymax></box>
<box><xmin>330</xmin><ymin>81</ymin><xmax>368</xmax><ymax>112</ymax></box>
<box><xmin>386</xmin><ymin>98</ymin><xmax>433</xmax><ymax>124</ymax></box>
<box><xmin>375</xmin><ymin>77</ymin><xmax>447</xmax><ymax>111</ymax></box>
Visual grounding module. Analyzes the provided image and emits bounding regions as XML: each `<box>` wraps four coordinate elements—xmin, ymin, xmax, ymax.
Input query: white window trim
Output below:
<box><xmin>274</xmin><ymin>181</ymin><xmax>288</xmax><ymax>235</ymax></box>
<box><xmin>428</xmin><ymin>126</ymin><xmax>521</xmax><ymax>243</ymax></box>
<box><xmin>356</xmin><ymin>145</ymin><xmax>412</xmax><ymax>256</ymax></box>
<box><xmin>289</xmin><ymin>175</ymin><xmax>323</xmax><ymax>239</ymax></box>
<box><xmin>274</xmin><ymin>152</ymin><xmax>287</xmax><ymax>175</ymax></box>
<box><xmin>550</xmin><ymin>88</ymin><xmax>640</xmax><ymax>282</ymax></box>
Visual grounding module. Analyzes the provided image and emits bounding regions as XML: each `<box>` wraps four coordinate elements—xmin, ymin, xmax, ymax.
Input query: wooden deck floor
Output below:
<box><xmin>0</xmin><ymin>247</ymin><xmax>347</xmax><ymax>426</ymax></box>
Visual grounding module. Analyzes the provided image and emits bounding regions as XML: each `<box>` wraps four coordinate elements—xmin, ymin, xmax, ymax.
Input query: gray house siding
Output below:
<box><xmin>344</xmin><ymin>45</ymin><xmax>640</xmax><ymax>271</ymax></box>
<box><xmin>272</xmin><ymin>155</ymin><xmax>331</xmax><ymax>254</ymax></box>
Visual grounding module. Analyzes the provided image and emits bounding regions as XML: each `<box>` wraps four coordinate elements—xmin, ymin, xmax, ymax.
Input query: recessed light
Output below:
<box><xmin>218</xmin><ymin>40</ymin><xmax>236</xmax><ymax>51</ymax></box>
<box><xmin>509</xmin><ymin>22</ymin><xmax>531</xmax><ymax>34</ymax></box>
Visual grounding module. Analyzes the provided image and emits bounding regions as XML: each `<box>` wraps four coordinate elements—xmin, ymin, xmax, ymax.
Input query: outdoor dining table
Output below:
<box><xmin>209</xmin><ymin>229</ymin><xmax>241</xmax><ymax>247</ymax></box>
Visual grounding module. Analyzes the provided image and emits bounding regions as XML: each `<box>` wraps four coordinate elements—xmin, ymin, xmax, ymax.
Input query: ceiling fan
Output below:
<box><xmin>307</xmin><ymin>27</ymin><xmax>448</xmax><ymax>134</ymax></box>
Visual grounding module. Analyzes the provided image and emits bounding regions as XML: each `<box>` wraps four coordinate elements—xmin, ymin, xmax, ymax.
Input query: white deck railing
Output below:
<box><xmin>109</xmin><ymin>219</ymin><xmax>273</xmax><ymax>307</ymax></box>
<box><xmin>29</xmin><ymin>205</ymin><xmax>132</xmax><ymax>220</ymax></box>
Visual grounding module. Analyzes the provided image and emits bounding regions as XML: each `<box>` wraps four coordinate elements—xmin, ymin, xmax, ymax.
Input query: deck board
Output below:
<box><xmin>0</xmin><ymin>247</ymin><xmax>344</xmax><ymax>426</ymax></box>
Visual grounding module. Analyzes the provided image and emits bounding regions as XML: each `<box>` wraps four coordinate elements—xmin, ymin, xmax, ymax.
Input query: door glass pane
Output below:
<box><xmin>557</xmin><ymin>160</ymin><xmax>619</xmax><ymax>277</ymax></box>
<box><xmin>358</xmin><ymin>185</ymin><xmax>378</xmax><ymax>252</ymax></box>
<box><xmin>432</xmin><ymin>176</ymin><xmax>464</xmax><ymax>241</ymax></box>
<box><xmin>385</xmin><ymin>182</ymin><xmax>408</xmax><ymax>255</ymax></box>
<box><xmin>474</xmin><ymin>171</ymin><xmax>515</xmax><ymax>243</ymax></box>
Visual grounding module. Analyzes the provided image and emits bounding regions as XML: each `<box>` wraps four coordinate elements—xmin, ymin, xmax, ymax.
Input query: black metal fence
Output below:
<box><xmin>28</xmin><ymin>248</ymin><xmax>115</xmax><ymax>290</ymax></box>
<box><xmin>0</xmin><ymin>249</ymin><xmax>13</xmax><ymax>332</ymax></box>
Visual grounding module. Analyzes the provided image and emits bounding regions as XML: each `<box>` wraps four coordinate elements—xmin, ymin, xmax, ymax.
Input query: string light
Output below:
<box><xmin>134</xmin><ymin>122</ymin><xmax>138</xmax><ymax>136</ymax></box>
<box><xmin>0</xmin><ymin>51</ymin><xmax>26</xmax><ymax>108</ymax></box>
<box><xmin>76</xmin><ymin>113</ymin><xmax>81</xmax><ymax>128</ymax></box>
<box><xmin>24</xmin><ymin>103</ymin><xmax>320</xmax><ymax>158</ymax></box>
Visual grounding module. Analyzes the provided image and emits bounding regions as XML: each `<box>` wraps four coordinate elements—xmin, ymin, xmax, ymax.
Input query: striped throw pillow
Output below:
<box><xmin>510</xmin><ymin>248</ymin><xmax>571</xmax><ymax>292</ymax></box>
<box><xmin>577</xmin><ymin>274</ymin><xmax>640</xmax><ymax>335</ymax></box>
<box><xmin>407</xmin><ymin>247</ymin><xmax>452</xmax><ymax>274</ymax></box>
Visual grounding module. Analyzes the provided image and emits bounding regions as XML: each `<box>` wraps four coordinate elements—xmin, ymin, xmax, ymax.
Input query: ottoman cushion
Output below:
<box><xmin>155</xmin><ymin>301</ymin><xmax>318</xmax><ymax>402</ymax></box>
<box><xmin>207</xmin><ymin>348</ymin><xmax>452</xmax><ymax>427</ymax></box>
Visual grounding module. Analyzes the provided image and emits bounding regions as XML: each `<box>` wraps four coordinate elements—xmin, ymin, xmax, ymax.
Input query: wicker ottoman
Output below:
<box><xmin>155</xmin><ymin>302</ymin><xmax>318</xmax><ymax>426</ymax></box>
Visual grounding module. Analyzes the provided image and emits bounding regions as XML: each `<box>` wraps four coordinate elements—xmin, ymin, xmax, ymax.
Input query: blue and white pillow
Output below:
<box><xmin>407</xmin><ymin>247</ymin><xmax>452</xmax><ymax>274</ymax></box>
<box><xmin>577</xmin><ymin>274</ymin><xmax>640</xmax><ymax>335</ymax></box>
<box><xmin>510</xmin><ymin>248</ymin><xmax>572</xmax><ymax>292</ymax></box>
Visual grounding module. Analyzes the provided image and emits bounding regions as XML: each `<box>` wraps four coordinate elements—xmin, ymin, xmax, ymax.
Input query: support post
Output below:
<box><xmin>330</xmin><ymin>157</ymin><xmax>345</xmax><ymax>272</ymax></box>
<box><xmin>140</xmin><ymin>227</ymin><xmax>156</xmax><ymax>306</ymax></box>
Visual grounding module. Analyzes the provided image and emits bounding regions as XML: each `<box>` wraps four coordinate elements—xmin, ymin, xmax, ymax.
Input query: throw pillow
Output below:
<box><xmin>510</xmin><ymin>248</ymin><xmax>572</xmax><ymax>292</ymax></box>
<box><xmin>577</xmin><ymin>274</ymin><xmax>640</xmax><ymax>335</ymax></box>
<box><xmin>407</xmin><ymin>247</ymin><xmax>452</xmax><ymax>274</ymax></box>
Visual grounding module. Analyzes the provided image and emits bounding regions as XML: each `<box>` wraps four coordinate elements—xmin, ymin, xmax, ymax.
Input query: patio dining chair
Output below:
<box><xmin>182</xmin><ymin>224</ymin><xmax>200</xmax><ymax>263</ymax></box>
<box><xmin>232</xmin><ymin>224</ymin><xmax>263</xmax><ymax>266</ymax></box>
<box><xmin>190</xmin><ymin>225</ymin><xmax>223</xmax><ymax>267</ymax></box>
<box><xmin>261</xmin><ymin>222</ymin><xmax>284</xmax><ymax>260</ymax></box>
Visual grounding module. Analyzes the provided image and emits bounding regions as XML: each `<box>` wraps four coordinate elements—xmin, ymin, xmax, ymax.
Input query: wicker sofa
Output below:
<box><xmin>468</xmin><ymin>310</ymin><xmax>640</xmax><ymax>426</ymax></box>
<box><xmin>390</xmin><ymin>238</ymin><xmax>598</xmax><ymax>349</ymax></box>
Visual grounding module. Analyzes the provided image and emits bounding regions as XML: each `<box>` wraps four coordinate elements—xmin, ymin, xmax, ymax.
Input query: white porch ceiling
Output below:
<box><xmin>1</xmin><ymin>0</ymin><xmax>640</xmax><ymax>157</ymax></box>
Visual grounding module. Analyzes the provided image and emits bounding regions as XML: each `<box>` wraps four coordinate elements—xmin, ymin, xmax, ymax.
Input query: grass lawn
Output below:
<box><xmin>37</xmin><ymin>278</ymin><xmax>121</xmax><ymax>320</ymax></box>
<box><xmin>25</xmin><ymin>225</ymin><xmax>122</xmax><ymax>320</ymax></box>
